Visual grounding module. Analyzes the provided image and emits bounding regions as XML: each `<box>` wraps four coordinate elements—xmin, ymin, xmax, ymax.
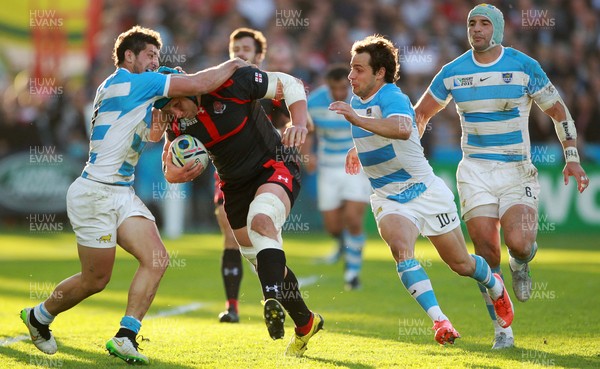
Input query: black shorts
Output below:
<box><xmin>222</xmin><ymin>160</ymin><xmax>301</xmax><ymax>230</ymax></box>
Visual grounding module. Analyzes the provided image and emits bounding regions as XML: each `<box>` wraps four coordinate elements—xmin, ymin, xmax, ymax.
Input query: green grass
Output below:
<box><xmin>0</xmin><ymin>230</ymin><xmax>599</xmax><ymax>368</ymax></box>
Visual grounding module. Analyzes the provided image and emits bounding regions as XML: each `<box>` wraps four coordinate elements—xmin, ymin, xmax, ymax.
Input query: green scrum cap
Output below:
<box><xmin>153</xmin><ymin>66</ymin><xmax>198</xmax><ymax>109</ymax></box>
<box><xmin>468</xmin><ymin>3</ymin><xmax>505</xmax><ymax>50</ymax></box>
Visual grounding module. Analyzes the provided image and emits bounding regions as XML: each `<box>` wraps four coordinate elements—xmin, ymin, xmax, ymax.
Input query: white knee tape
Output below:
<box><xmin>239</xmin><ymin>245</ymin><xmax>258</xmax><ymax>267</ymax></box>
<box><xmin>247</xmin><ymin>193</ymin><xmax>286</xmax><ymax>252</ymax></box>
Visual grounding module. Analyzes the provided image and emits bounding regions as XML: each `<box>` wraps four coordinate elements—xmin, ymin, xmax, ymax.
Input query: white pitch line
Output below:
<box><xmin>0</xmin><ymin>334</ymin><xmax>29</xmax><ymax>346</ymax></box>
<box><xmin>146</xmin><ymin>302</ymin><xmax>205</xmax><ymax>319</ymax></box>
<box><xmin>1</xmin><ymin>302</ymin><xmax>206</xmax><ymax>347</ymax></box>
<box><xmin>297</xmin><ymin>275</ymin><xmax>319</xmax><ymax>288</ymax></box>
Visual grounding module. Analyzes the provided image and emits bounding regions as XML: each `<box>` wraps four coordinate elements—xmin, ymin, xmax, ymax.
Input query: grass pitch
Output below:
<box><xmin>0</xmin><ymin>230</ymin><xmax>598</xmax><ymax>368</ymax></box>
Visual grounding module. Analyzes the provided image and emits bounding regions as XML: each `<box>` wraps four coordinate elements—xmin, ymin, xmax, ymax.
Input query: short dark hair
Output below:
<box><xmin>325</xmin><ymin>64</ymin><xmax>350</xmax><ymax>81</ymax></box>
<box><xmin>112</xmin><ymin>26</ymin><xmax>162</xmax><ymax>67</ymax></box>
<box><xmin>230</xmin><ymin>27</ymin><xmax>267</xmax><ymax>55</ymax></box>
<box><xmin>351</xmin><ymin>35</ymin><xmax>399</xmax><ymax>83</ymax></box>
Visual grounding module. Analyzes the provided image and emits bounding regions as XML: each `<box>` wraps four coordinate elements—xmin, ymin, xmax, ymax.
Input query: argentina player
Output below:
<box><xmin>414</xmin><ymin>4</ymin><xmax>589</xmax><ymax>349</ymax></box>
<box><xmin>20</xmin><ymin>26</ymin><xmax>245</xmax><ymax>364</ymax></box>
<box><xmin>330</xmin><ymin>35</ymin><xmax>514</xmax><ymax>346</ymax></box>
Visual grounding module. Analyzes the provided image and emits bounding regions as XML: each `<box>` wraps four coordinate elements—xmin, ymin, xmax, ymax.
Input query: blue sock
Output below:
<box><xmin>344</xmin><ymin>231</ymin><xmax>365</xmax><ymax>282</ymax></box>
<box><xmin>120</xmin><ymin>315</ymin><xmax>141</xmax><ymax>334</ymax></box>
<box><xmin>471</xmin><ymin>254</ymin><xmax>504</xmax><ymax>301</ymax></box>
<box><xmin>397</xmin><ymin>258</ymin><xmax>447</xmax><ymax>322</ymax></box>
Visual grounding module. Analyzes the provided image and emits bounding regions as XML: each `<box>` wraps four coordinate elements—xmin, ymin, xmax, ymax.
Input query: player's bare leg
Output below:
<box><xmin>105</xmin><ymin>216</ymin><xmax>169</xmax><ymax>365</ymax></box>
<box><xmin>501</xmin><ymin>204</ymin><xmax>538</xmax><ymax>302</ymax></box>
<box><xmin>21</xmin><ymin>245</ymin><xmax>116</xmax><ymax>355</ymax></box>
<box><xmin>216</xmin><ymin>204</ymin><xmax>242</xmax><ymax>322</ymax></box>
<box><xmin>378</xmin><ymin>214</ymin><xmax>459</xmax><ymax>345</ymax></box>
<box><xmin>467</xmin><ymin>216</ymin><xmax>514</xmax><ymax>349</ymax></box>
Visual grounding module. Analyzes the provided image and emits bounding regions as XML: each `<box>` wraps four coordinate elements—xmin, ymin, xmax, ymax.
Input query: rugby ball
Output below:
<box><xmin>170</xmin><ymin>135</ymin><xmax>209</xmax><ymax>171</ymax></box>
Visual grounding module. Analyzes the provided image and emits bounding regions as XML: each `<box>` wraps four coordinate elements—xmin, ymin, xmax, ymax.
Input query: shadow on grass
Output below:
<box><xmin>0</xmin><ymin>341</ymin><xmax>197</xmax><ymax>369</ymax></box>
<box><xmin>456</xmin><ymin>340</ymin><xmax>600</xmax><ymax>369</ymax></box>
<box><xmin>305</xmin><ymin>355</ymin><xmax>376</xmax><ymax>369</ymax></box>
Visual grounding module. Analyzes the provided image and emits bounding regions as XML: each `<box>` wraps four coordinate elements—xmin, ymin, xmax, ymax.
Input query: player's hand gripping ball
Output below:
<box><xmin>170</xmin><ymin>135</ymin><xmax>209</xmax><ymax>173</ymax></box>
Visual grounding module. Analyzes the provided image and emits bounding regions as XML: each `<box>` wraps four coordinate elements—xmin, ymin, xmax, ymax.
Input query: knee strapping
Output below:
<box><xmin>239</xmin><ymin>246</ymin><xmax>257</xmax><ymax>267</ymax></box>
<box><xmin>247</xmin><ymin>193</ymin><xmax>287</xmax><ymax>253</ymax></box>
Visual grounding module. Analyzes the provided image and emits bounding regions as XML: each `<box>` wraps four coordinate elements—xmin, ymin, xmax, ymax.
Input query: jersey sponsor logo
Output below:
<box><xmin>254</xmin><ymin>72</ymin><xmax>263</xmax><ymax>83</ymax></box>
<box><xmin>213</xmin><ymin>101</ymin><xmax>226</xmax><ymax>114</ymax></box>
<box><xmin>375</xmin><ymin>206</ymin><xmax>383</xmax><ymax>217</ymax></box>
<box><xmin>479</xmin><ymin>76</ymin><xmax>491</xmax><ymax>82</ymax></box>
<box><xmin>179</xmin><ymin>117</ymin><xmax>198</xmax><ymax>129</ymax></box>
<box><xmin>502</xmin><ymin>73</ymin><xmax>513</xmax><ymax>83</ymax></box>
<box><xmin>277</xmin><ymin>174</ymin><xmax>289</xmax><ymax>183</ymax></box>
<box><xmin>454</xmin><ymin>77</ymin><xmax>473</xmax><ymax>87</ymax></box>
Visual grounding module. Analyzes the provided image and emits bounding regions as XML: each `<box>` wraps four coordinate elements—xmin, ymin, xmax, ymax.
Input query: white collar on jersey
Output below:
<box><xmin>358</xmin><ymin>83</ymin><xmax>387</xmax><ymax>104</ymax></box>
<box><xmin>471</xmin><ymin>46</ymin><xmax>505</xmax><ymax>68</ymax></box>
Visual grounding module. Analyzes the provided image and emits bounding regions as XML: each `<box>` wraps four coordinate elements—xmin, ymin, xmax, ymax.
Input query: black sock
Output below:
<box><xmin>256</xmin><ymin>249</ymin><xmax>286</xmax><ymax>300</ymax></box>
<box><xmin>115</xmin><ymin>328</ymin><xmax>137</xmax><ymax>342</ymax></box>
<box><xmin>280</xmin><ymin>267</ymin><xmax>311</xmax><ymax>327</ymax></box>
<box><xmin>29</xmin><ymin>310</ymin><xmax>46</xmax><ymax>328</ymax></box>
<box><xmin>222</xmin><ymin>249</ymin><xmax>243</xmax><ymax>305</ymax></box>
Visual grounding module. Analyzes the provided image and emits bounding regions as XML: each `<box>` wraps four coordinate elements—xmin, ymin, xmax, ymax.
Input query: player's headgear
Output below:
<box><xmin>153</xmin><ymin>66</ymin><xmax>198</xmax><ymax>109</ymax></box>
<box><xmin>468</xmin><ymin>3</ymin><xmax>504</xmax><ymax>50</ymax></box>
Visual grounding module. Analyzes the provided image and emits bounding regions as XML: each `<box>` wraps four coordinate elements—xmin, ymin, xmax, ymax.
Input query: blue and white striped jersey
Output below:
<box><xmin>82</xmin><ymin>69</ymin><xmax>170</xmax><ymax>185</ymax></box>
<box><xmin>428</xmin><ymin>46</ymin><xmax>553</xmax><ymax>163</ymax></box>
<box><xmin>308</xmin><ymin>85</ymin><xmax>354</xmax><ymax>168</ymax></box>
<box><xmin>351</xmin><ymin>83</ymin><xmax>434</xmax><ymax>204</ymax></box>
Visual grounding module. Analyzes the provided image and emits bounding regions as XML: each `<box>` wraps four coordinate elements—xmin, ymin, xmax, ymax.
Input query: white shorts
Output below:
<box><xmin>457</xmin><ymin>158</ymin><xmax>540</xmax><ymax>220</ymax></box>
<box><xmin>370</xmin><ymin>176</ymin><xmax>460</xmax><ymax>237</ymax></box>
<box><xmin>66</xmin><ymin>177</ymin><xmax>155</xmax><ymax>248</ymax></box>
<box><xmin>317</xmin><ymin>166</ymin><xmax>371</xmax><ymax>211</ymax></box>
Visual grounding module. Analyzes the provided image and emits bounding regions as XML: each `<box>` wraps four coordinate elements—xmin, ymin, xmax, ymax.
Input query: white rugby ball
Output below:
<box><xmin>170</xmin><ymin>135</ymin><xmax>209</xmax><ymax>171</ymax></box>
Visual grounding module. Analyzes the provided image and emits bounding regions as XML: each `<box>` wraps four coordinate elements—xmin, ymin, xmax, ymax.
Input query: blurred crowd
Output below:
<box><xmin>1</xmin><ymin>0</ymin><xmax>600</xmax><ymax>162</ymax></box>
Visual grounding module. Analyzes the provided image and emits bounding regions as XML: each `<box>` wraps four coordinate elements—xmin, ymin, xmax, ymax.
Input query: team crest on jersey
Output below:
<box><xmin>213</xmin><ymin>101</ymin><xmax>226</xmax><ymax>114</ymax></box>
<box><xmin>366</xmin><ymin>107</ymin><xmax>372</xmax><ymax>116</ymax></box>
<box><xmin>254</xmin><ymin>72</ymin><xmax>263</xmax><ymax>83</ymax></box>
<box><xmin>454</xmin><ymin>77</ymin><xmax>473</xmax><ymax>87</ymax></box>
<box><xmin>502</xmin><ymin>73</ymin><xmax>513</xmax><ymax>83</ymax></box>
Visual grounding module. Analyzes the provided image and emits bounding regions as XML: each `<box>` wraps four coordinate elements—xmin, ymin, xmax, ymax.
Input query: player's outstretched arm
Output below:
<box><xmin>329</xmin><ymin>101</ymin><xmax>411</xmax><ymax>140</ymax></box>
<box><xmin>168</xmin><ymin>58</ymin><xmax>247</xmax><ymax>97</ymax></box>
<box><xmin>542</xmin><ymin>100</ymin><xmax>589</xmax><ymax>193</ymax></box>
<box><xmin>414</xmin><ymin>92</ymin><xmax>445</xmax><ymax>138</ymax></box>
<box><xmin>162</xmin><ymin>137</ymin><xmax>204</xmax><ymax>183</ymax></box>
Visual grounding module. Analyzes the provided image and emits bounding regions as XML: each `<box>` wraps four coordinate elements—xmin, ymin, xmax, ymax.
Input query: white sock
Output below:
<box><xmin>509</xmin><ymin>256</ymin><xmax>525</xmax><ymax>271</ymax></box>
<box><xmin>487</xmin><ymin>275</ymin><xmax>504</xmax><ymax>300</ymax></box>
<box><xmin>33</xmin><ymin>302</ymin><xmax>55</xmax><ymax>325</ymax></box>
<box><xmin>494</xmin><ymin>320</ymin><xmax>513</xmax><ymax>335</ymax></box>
